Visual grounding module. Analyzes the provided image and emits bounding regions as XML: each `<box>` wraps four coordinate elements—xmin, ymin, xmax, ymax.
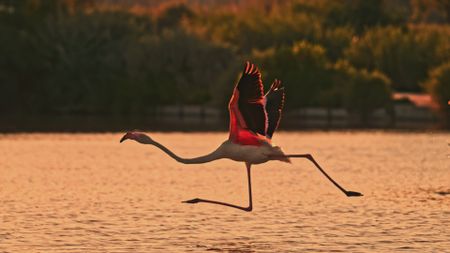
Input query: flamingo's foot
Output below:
<box><xmin>345</xmin><ymin>191</ymin><xmax>363</xmax><ymax>197</ymax></box>
<box><xmin>182</xmin><ymin>198</ymin><xmax>201</xmax><ymax>204</ymax></box>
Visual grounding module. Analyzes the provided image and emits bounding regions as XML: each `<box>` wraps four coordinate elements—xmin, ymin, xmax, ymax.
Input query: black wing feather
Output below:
<box><xmin>265</xmin><ymin>79</ymin><xmax>285</xmax><ymax>138</ymax></box>
<box><xmin>236</xmin><ymin>62</ymin><xmax>267</xmax><ymax>136</ymax></box>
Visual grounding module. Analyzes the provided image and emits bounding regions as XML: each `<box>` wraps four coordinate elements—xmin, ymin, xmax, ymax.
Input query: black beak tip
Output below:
<box><xmin>119</xmin><ymin>135</ymin><xmax>128</xmax><ymax>143</ymax></box>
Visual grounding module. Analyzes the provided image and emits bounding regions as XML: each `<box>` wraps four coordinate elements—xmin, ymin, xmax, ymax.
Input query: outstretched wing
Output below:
<box><xmin>265</xmin><ymin>79</ymin><xmax>285</xmax><ymax>138</ymax></box>
<box><xmin>228</xmin><ymin>62</ymin><xmax>267</xmax><ymax>142</ymax></box>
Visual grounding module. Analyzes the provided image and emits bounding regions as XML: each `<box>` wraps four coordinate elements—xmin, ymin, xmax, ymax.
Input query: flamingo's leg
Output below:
<box><xmin>183</xmin><ymin>163</ymin><xmax>253</xmax><ymax>212</ymax></box>
<box><xmin>286</xmin><ymin>154</ymin><xmax>363</xmax><ymax>197</ymax></box>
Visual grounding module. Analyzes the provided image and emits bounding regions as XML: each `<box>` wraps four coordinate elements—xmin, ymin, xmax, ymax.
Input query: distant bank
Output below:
<box><xmin>0</xmin><ymin>103</ymin><xmax>441</xmax><ymax>133</ymax></box>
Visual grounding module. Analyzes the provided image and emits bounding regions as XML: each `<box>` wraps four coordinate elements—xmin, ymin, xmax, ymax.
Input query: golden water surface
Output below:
<box><xmin>0</xmin><ymin>132</ymin><xmax>449</xmax><ymax>252</ymax></box>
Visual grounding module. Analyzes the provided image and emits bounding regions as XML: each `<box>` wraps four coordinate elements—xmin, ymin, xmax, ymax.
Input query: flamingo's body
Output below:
<box><xmin>121</xmin><ymin>62</ymin><xmax>362</xmax><ymax>212</ymax></box>
<box><xmin>216</xmin><ymin>139</ymin><xmax>287</xmax><ymax>165</ymax></box>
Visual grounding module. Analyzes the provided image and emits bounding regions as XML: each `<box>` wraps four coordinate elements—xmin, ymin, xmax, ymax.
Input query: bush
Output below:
<box><xmin>0</xmin><ymin>5</ymin><xmax>153</xmax><ymax>114</ymax></box>
<box><xmin>156</xmin><ymin>4</ymin><xmax>195</xmax><ymax>32</ymax></box>
<box><xmin>331</xmin><ymin>61</ymin><xmax>392</xmax><ymax>125</ymax></box>
<box><xmin>319</xmin><ymin>26</ymin><xmax>354</xmax><ymax>61</ymax></box>
<box><xmin>192</xmin><ymin>7</ymin><xmax>323</xmax><ymax>54</ymax></box>
<box><xmin>345</xmin><ymin>26</ymin><xmax>449</xmax><ymax>92</ymax></box>
<box><xmin>423</xmin><ymin>62</ymin><xmax>450</xmax><ymax>127</ymax></box>
<box><xmin>324</xmin><ymin>0</ymin><xmax>406</xmax><ymax>34</ymax></box>
<box><xmin>126</xmin><ymin>29</ymin><xmax>238</xmax><ymax>108</ymax></box>
<box><xmin>0</xmin><ymin>2</ymin><xmax>238</xmax><ymax>116</ymax></box>
<box><xmin>254</xmin><ymin>41</ymin><xmax>332</xmax><ymax>109</ymax></box>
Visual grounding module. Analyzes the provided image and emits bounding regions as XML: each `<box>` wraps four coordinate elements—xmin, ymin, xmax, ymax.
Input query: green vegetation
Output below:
<box><xmin>423</xmin><ymin>62</ymin><xmax>450</xmax><ymax>126</ymax></box>
<box><xmin>0</xmin><ymin>0</ymin><xmax>449</xmax><ymax>127</ymax></box>
<box><xmin>345</xmin><ymin>26</ymin><xmax>450</xmax><ymax>92</ymax></box>
<box><xmin>254</xmin><ymin>41</ymin><xmax>332</xmax><ymax>109</ymax></box>
<box><xmin>339</xmin><ymin>63</ymin><xmax>392</xmax><ymax>125</ymax></box>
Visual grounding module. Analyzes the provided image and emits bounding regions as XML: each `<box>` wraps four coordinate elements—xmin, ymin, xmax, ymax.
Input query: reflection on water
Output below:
<box><xmin>0</xmin><ymin>132</ymin><xmax>449</xmax><ymax>252</ymax></box>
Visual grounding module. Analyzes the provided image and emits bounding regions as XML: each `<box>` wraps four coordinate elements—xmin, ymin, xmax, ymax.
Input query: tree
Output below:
<box><xmin>344</xmin><ymin>68</ymin><xmax>392</xmax><ymax>125</ymax></box>
<box><xmin>423</xmin><ymin>62</ymin><xmax>450</xmax><ymax>127</ymax></box>
<box><xmin>324</xmin><ymin>0</ymin><xmax>406</xmax><ymax>34</ymax></box>
<box><xmin>345</xmin><ymin>26</ymin><xmax>449</xmax><ymax>92</ymax></box>
<box><xmin>157</xmin><ymin>4</ymin><xmax>194</xmax><ymax>32</ymax></box>
<box><xmin>127</xmin><ymin>29</ymin><xmax>238</xmax><ymax>108</ymax></box>
<box><xmin>331</xmin><ymin>60</ymin><xmax>392</xmax><ymax>125</ymax></box>
<box><xmin>254</xmin><ymin>41</ymin><xmax>332</xmax><ymax>110</ymax></box>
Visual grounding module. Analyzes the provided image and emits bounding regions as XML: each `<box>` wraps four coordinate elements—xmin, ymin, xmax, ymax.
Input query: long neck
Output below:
<box><xmin>149</xmin><ymin>140</ymin><xmax>223</xmax><ymax>164</ymax></box>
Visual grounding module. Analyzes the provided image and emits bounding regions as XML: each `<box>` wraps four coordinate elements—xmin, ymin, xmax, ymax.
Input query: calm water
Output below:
<box><xmin>0</xmin><ymin>132</ymin><xmax>449</xmax><ymax>252</ymax></box>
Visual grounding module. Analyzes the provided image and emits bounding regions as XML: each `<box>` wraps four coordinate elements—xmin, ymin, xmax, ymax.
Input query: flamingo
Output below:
<box><xmin>120</xmin><ymin>61</ymin><xmax>363</xmax><ymax>212</ymax></box>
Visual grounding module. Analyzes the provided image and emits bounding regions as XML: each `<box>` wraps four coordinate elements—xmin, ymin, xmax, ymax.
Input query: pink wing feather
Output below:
<box><xmin>228</xmin><ymin>62</ymin><xmax>268</xmax><ymax>146</ymax></box>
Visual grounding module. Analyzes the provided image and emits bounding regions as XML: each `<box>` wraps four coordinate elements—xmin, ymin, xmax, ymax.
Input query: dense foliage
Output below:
<box><xmin>0</xmin><ymin>0</ymin><xmax>449</xmax><ymax>126</ymax></box>
<box><xmin>423</xmin><ymin>62</ymin><xmax>450</xmax><ymax>126</ymax></box>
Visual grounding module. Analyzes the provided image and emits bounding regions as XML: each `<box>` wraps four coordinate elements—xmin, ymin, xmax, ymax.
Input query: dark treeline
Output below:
<box><xmin>0</xmin><ymin>0</ymin><xmax>449</xmax><ymax>128</ymax></box>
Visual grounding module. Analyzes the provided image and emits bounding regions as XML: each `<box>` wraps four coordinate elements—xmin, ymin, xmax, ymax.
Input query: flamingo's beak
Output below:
<box><xmin>120</xmin><ymin>132</ymin><xmax>133</xmax><ymax>143</ymax></box>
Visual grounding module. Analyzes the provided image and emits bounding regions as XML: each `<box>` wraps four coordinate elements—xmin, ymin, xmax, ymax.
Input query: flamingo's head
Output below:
<box><xmin>120</xmin><ymin>131</ymin><xmax>154</xmax><ymax>144</ymax></box>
